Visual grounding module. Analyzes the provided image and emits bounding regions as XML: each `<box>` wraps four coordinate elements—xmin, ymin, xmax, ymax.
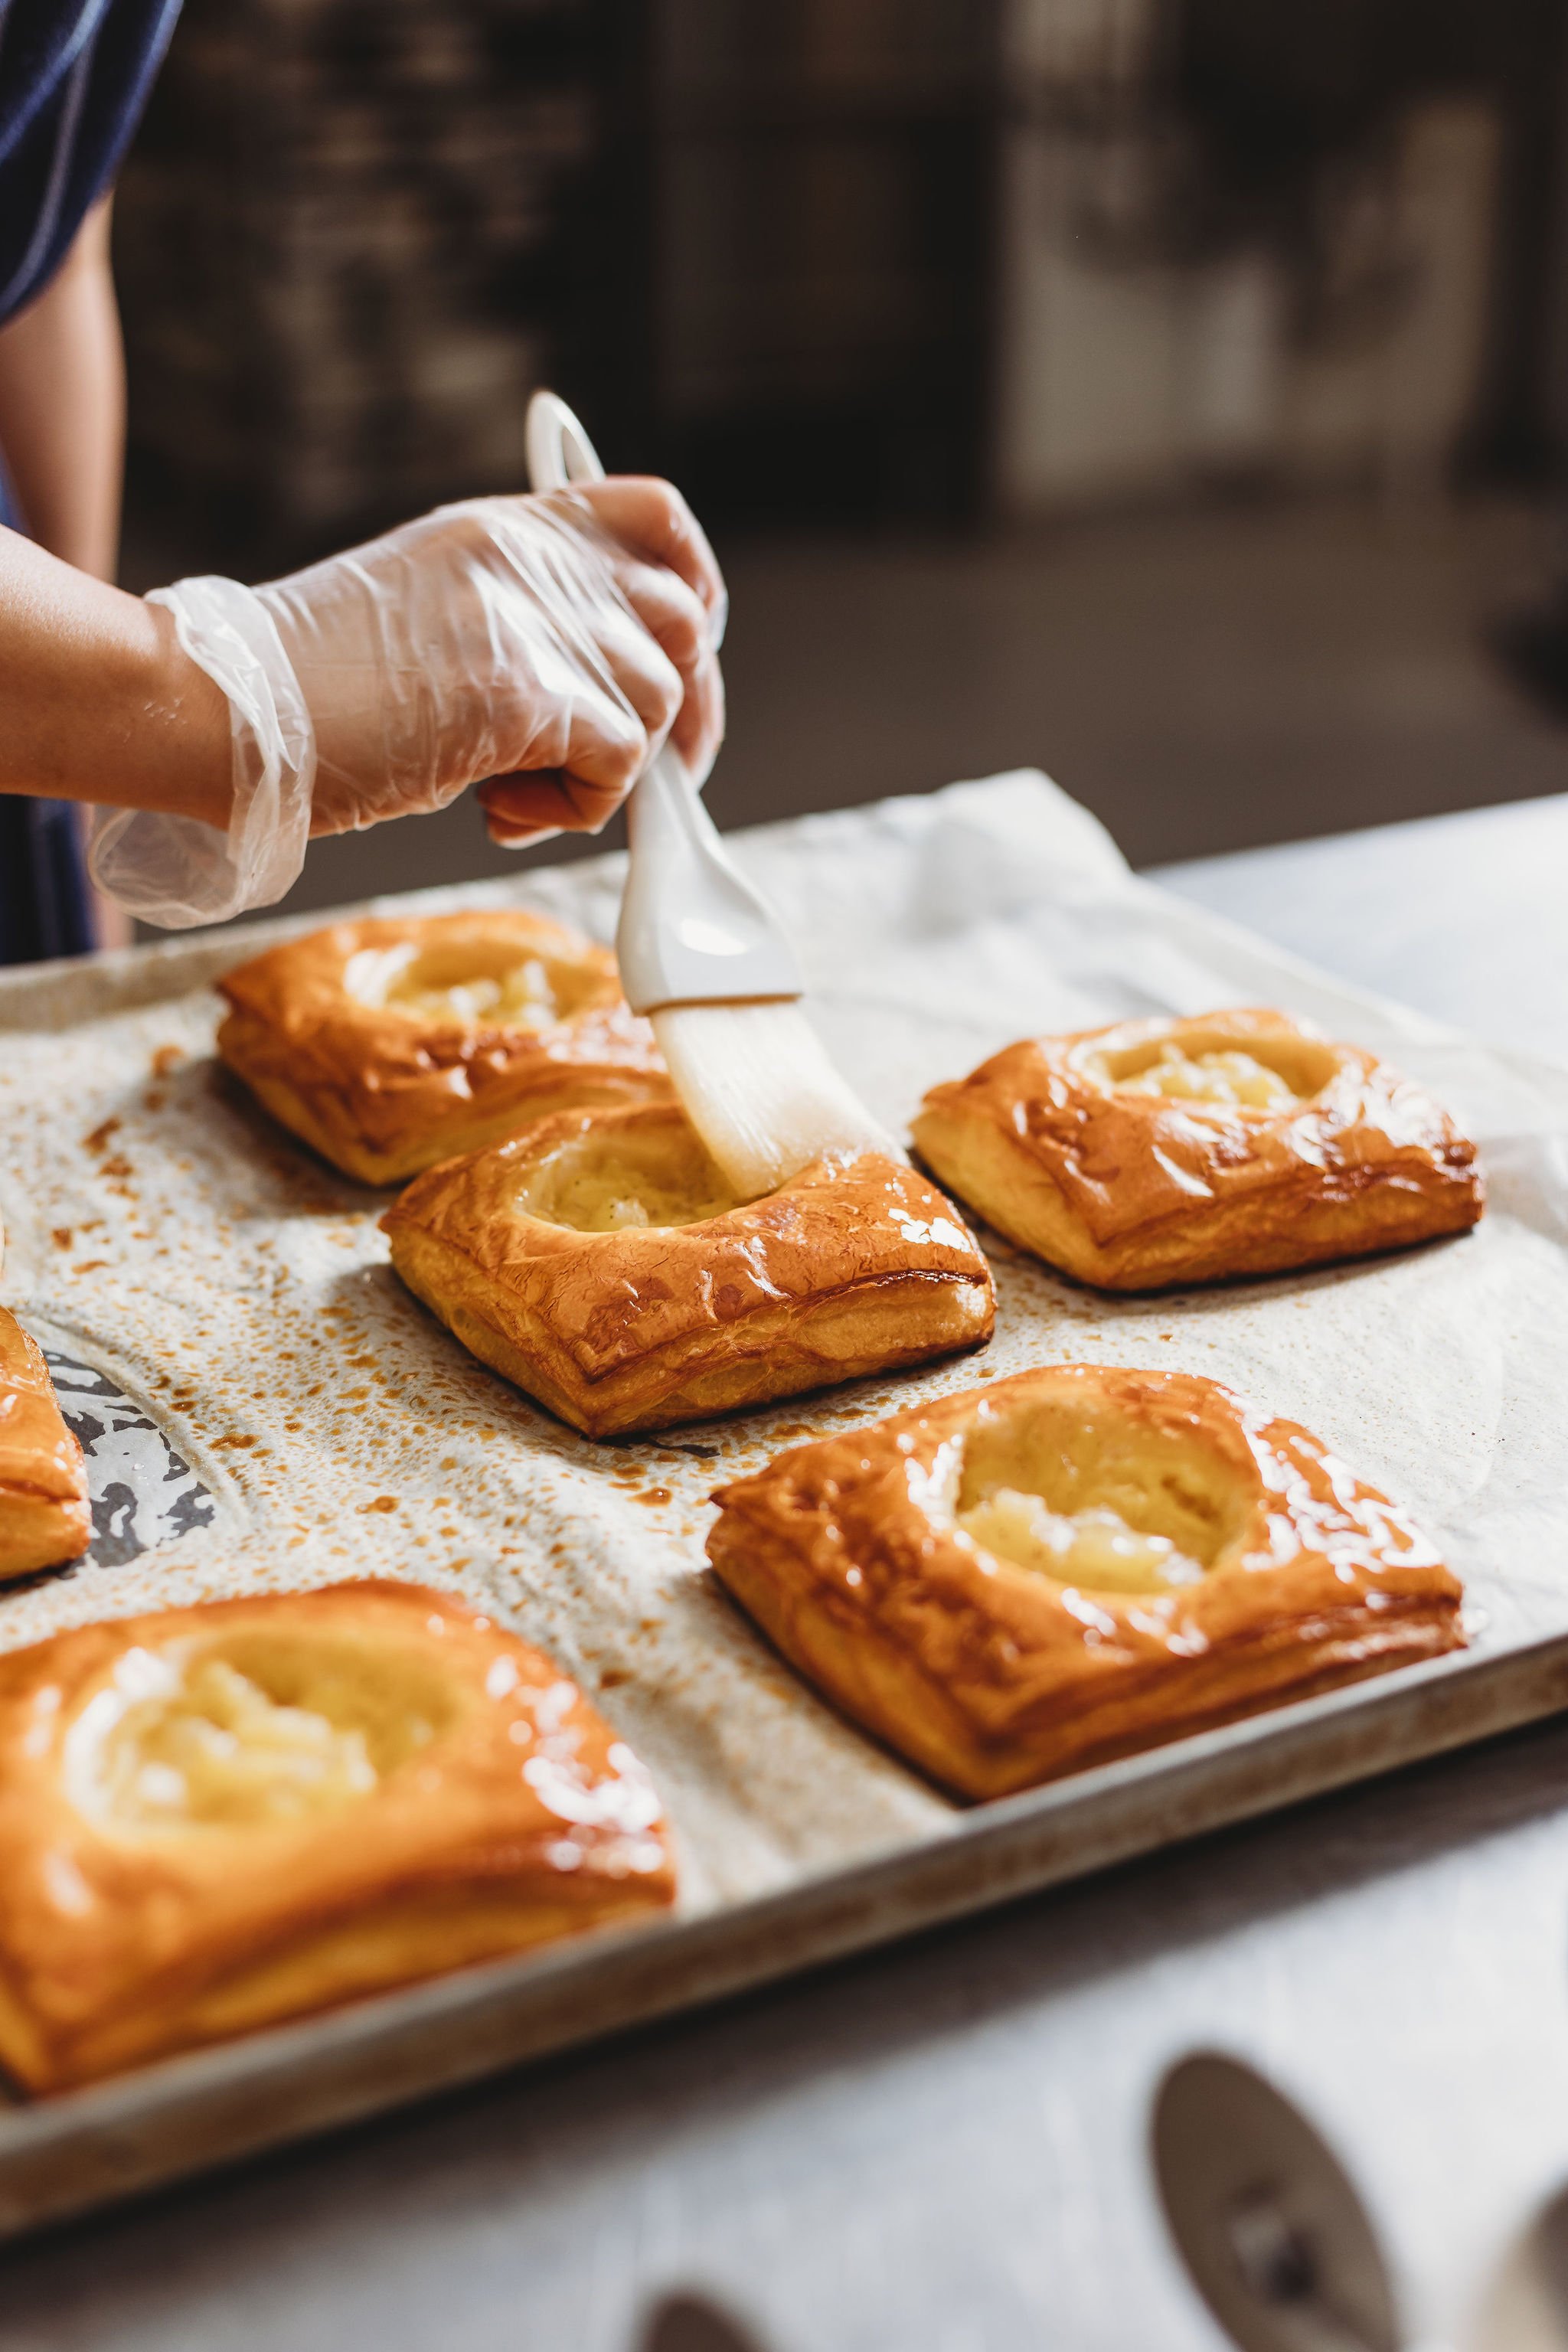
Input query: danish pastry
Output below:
<box><xmin>383</xmin><ymin>1102</ymin><xmax>996</xmax><ymax>1438</ymax></box>
<box><xmin>217</xmin><ymin>909</ymin><xmax>673</xmax><ymax>1184</ymax></box>
<box><xmin>0</xmin><ymin>1307</ymin><xmax>90</xmax><ymax>1581</ymax></box>
<box><xmin>0</xmin><ymin>1579</ymin><xmax>675</xmax><ymax>2092</ymax></box>
<box><xmin>707</xmin><ymin>1363</ymin><xmax>1463</xmax><ymax>1798</ymax></box>
<box><xmin>912</xmin><ymin>1008</ymin><xmax>1482</xmax><ymax>1290</ymax></box>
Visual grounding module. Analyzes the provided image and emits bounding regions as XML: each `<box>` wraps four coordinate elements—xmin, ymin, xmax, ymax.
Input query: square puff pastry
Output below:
<box><xmin>707</xmin><ymin>1362</ymin><xmax>1464</xmax><ymax>1799</ymax></box>
<box><xmin>218</xmin><ymin>909</ymin><xmax>674</xmax><ymax>1185</ymax></box>
<box><xmin>0</xmin><ymin>1306</ymin><xmax>90</xmax><ymax>1581</ymax></box>
<box><xmin>911</xmin><ymin>1007</ymin><xmax>1482</xmax><ymax>1291</ymax></box>
<box><xmin>383</xmin><ymin>1102</ymin><xmax>996</xmax><ymax>1439</ymax></box>
<box><xmin>0</xmin><ymin>1579</ymin><xmax>675</xmax><ymax>2092</ymax></box>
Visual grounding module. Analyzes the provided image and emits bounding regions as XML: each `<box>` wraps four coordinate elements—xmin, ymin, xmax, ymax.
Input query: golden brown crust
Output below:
<box><xmin>217</xmin><ymin>910</ymin><xmax>674</xmax><ymax>1184</ymax></box>
<box><xmin>707</xmin><ymin>1363</ymin><xmax>1465</xmax><ymax>1800</ymax></box>
<box><xmin>0</xmin><ymin>1307</ymin><xmax>89</xmax><ymax>1582</ymax></box>
<box><xmin>911</xmin><ymin>1007</ymin><xmax>1483</xmax><ymax>1291</ymax></box>
<box><xmin>383</xmin><ymin>1103</ymin><xmax>997</xmax><ymax>1438</ymax></box>
<box><xmin>0</xmin><ymin>1579</ymin><xmax>675</xmax><ymax>2092</ymax></box>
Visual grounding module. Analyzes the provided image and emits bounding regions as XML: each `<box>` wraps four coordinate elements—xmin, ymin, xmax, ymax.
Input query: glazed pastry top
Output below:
<box><xmin>384</xmin><ymin>1102</ymin><xmax>994</xmax><ymax>1383</ymax></box>
<box><xmin>710</xmin><ymin>1361</ymin><xmax>1462</xmax><ymax>1687</ymax></box>
<box><xmin>218</xmin><ymin>909</ymin><xmax>670</xmax><ymax>1156</ymax></box>
<box><xmin>0</xmin><ymin>1582</ymin><xmax>673</xmax><ymax>2008</ymax></box>
<box><xmin>0</xmin><ymin>1305</ymin><xmax>86</xmax><ymax>1511</ymax></box>
<box><xmin>916</xmin><ymin>1008</ymin><xmax>1480</xmax><ymax>1250</ymax></box>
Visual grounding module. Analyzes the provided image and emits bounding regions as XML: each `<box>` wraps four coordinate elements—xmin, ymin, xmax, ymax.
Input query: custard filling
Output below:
<box><xmin>547</xmin><ymin>1163</ymin><xmax>736</xmax><ymax>1232</ymax></box>
<box><xmin>519</xmin><ymin>1126</ymin><xmax>739</xmax><ymax>1232</ymax></box>
<box><xmin>390</xmin><ymin>959</ymin><xmax>552</xmax><ymax>1025</ymax></box>
<box><xmin>344</xmin><ymin>936</ymin><xmax>583</xmax><ymax>1029</ymax></box>
<box><xmin>1114</xmin><ymin>1044</ymin><xmax>1295</xmax><ymax>1110</ymax></box>
<box><xmin>960</xmin><ymin>1488</ymin><xmax>1207</xmax><ymax>1593</ymax></box>
<box><xmin>384</xmin><ymin>956</ymin><xmax>555</xmax><ymax>1029</ymax></box>
<box><xmin>66</xmin><ymin>1638</ymin><xmax>453</xmax><ymax>1828</ymax></box>
<box><xmin>950</xmin><ymin>1393</ymin><xmax>1243</xmax><ymax>1594</ymax></box>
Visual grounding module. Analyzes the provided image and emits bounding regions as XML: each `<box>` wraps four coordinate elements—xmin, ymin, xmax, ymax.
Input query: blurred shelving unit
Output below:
<box><xmin>996</xmin><ymin>0</ymin><xmax>1567</xmax><ymax>517</ymax></box>
<box><xmin>115</xmin><ymin>0</ymin><xmax>612</xmax><ymax>570</ymax></box>
<box><xmin>114</xmin><ymin>0</ymin><xmax>1001</xmax><ymax>574</ymax></box>
<box><xmin>113</xmin><ymin>0</ymin><xmax>1563</xmax><ymax>578</ymax></box>
<box><xmin>632</xmin><ymin>0</ymin><xmax>1001</xmax><ymax>527</ymax></box>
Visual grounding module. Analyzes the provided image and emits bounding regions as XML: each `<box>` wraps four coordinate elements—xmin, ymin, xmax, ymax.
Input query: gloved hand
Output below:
<box><xmin>89</xmin><ymin>480</ymin><xmax>727</xmax><ymax>929</ymax></box>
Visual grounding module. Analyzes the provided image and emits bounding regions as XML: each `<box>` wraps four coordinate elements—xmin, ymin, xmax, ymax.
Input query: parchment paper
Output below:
<box><xmin>2</xmin><ymin>770</ymin><xmax>1567</xmax><ymax>1921</ymax></box>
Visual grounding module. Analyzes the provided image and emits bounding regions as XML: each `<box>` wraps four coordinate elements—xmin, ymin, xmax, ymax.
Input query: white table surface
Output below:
<box><xmin>6</xmin><ymin>794</ymin><xmax>1568</xmax><ymax>2352</ymax></box>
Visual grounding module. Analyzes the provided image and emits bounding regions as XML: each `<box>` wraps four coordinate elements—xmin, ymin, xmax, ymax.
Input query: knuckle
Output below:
<box><xmin>661</xmin><ymin>599</ymin><xmax>704</xmax><ymax>665</ymax></box>
<box><xmin>603</xmin><ymin>723</ymin><xmax>647</xmax><ymax>785</ymax></box>
<box><xmin>640</xmin><ymin>478</ymin><xmax>694</xmax><ymax>560</ymax></box>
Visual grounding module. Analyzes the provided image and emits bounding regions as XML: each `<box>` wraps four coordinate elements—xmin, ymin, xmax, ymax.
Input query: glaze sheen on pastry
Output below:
<box><xmin>0</xmin><ymin>1579</ymin><xmax>675</xmax><ymax>2092</ymax></box>
<box><xmin>707</xmin><ymin>1364</ymin><xmax>1464</xmax><ymax>1799</ymax></box>
<box><xmin>382</xmin><ymin>1102</ymin><xmax>996</xmax><ymax>1439</ymax></box>
<box><xmin>911</xmin><ymin>1008</ymin><xmax>1482</xmax><ymax>1291</ymax></box>
<box><xmin>0</xmin><ymin>1307</ymin><xmax>89</xmax><ymax>1581</ymax></box>
<box><xmin>217</xmin><ymin>910</ymin><xmax>674</xmax><ymax>1184</ymax></box>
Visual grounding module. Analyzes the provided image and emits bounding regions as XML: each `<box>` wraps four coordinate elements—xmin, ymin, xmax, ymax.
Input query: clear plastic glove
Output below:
<box><xmin>89</xmin><ymin>480</ymin><xmax>726</xmax><ymax>929</ymax></box>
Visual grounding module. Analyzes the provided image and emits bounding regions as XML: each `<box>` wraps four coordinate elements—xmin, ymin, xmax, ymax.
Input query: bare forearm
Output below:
<box><xmin>0</xmin><ymin>528</ymin><xmax>230</xmax><ymax>823</ymax></box>
<box><xmin>0</xmin><ymin>198</ymin><xmax>125</xmax><ymax>580</ymax></box>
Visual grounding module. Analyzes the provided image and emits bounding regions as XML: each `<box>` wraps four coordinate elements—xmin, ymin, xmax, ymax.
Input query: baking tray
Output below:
<box><xmin>2</xmin><ymin>769</ymin><xmax>1567</xmax><ymax>2239</ymax></box>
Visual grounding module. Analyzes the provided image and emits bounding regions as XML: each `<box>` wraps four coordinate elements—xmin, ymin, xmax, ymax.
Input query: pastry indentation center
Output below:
<box><xmin>65</xmin><ymin>1637</ymin><xmax>456</xmax><ymax>1828</ymax></box>
<box><xmin>959</xmin><ymin>1490</ymin><xmax>1206</xmax><ymax>1593</ymax></box>
<box><xmin>1115</xmin><ymin>1045</ymin><xmax>1295</xmax><ymax>1109</ymax></box>
<box><xmin>389</xmin><ymin>956</ymin><xmax>555</xmax><ymax>1029</ymax></box>
<box><xmin>949</xmin><ymin>1397</ymin><xmax>1247</xmax><ymax>1595</ymax></box>
<box><xmin>519</xmin><ymin>1125</ymin><xmax>740</xmax><ymax>1232</ymax></box>
<box><xmin>1089</xmin><ymin>1026</ymin><xmax>1338</xmax><ymax>1107</ymax></box>
<box><xmin>345</xmin><ymin>936</ymin><xmax>600</xmax><ymax>1029</ymax></box>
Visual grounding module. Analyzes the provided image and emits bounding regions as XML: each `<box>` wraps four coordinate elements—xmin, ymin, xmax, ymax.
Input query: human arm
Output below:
<box><xmin>0</xmin><ymin>526</ymin><xmax>230</xmax><ymax>819</ymax></box>
<box><xmin>1</xmin><ymin>477</ymin><xmax>724</xmax><ymax>828</ymax></box>
<box><xmin>0</xmin><ymin>197</ymin><xmax>124</xmax><ymax>582</ymax></box>
<box><xmin>0</xmin><ymin>196</ymin><xmax>150</xmax><ymax>944</ymax></box>
<box><xmin>2</xmin><ymin>469</ymin><xmax>726</xmax><ymax>925</ymax></box>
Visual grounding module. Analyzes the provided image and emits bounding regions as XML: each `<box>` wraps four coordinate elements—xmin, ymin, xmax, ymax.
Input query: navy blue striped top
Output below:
<box><xmin>0</xmin><ymin>0</ymin><xmax>181</xmax><ymax>330</ymax></box>
<box><xmin>0</xmin><ymin>0</ymin><xmax>183</xmax><ymax>961</ymax></box>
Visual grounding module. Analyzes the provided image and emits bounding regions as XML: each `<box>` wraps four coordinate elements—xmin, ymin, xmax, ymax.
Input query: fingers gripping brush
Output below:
<box><xmin>524</xmin><ymin>391</ymin><xmax>896</xmax><ymax>1200</ymax></box>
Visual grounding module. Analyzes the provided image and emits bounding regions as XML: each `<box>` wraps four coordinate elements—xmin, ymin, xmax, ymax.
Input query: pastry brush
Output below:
<box><xmin>524</xmin><ymin>390</ymin><xmax>894</xmax><ymax>1200</ymax></box>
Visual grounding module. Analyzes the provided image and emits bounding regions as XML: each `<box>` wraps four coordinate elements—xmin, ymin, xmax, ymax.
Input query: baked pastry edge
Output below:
<box><xmin>219</xmin><ymin>1011</ymin><xmax>674</xmax><ymax>1187</ymax></box>
<box><xmin>389</xmin><ymin>1220</ymin><xmax>995</xmax><ymax>1439</ymax></box>
<box><xmin>710</xmin><ymin>1508</ymin><xmax>1459</xmax><ymax>1798</ymax></box>
<box><xmin>0</xmin><ymin>1311</ymin><xmax>90</xmax><ymax>1582</ymax></box>
<box><xmin>912</xmin><ymin>1083</ymin><xmax>1484</xmax><ymax>1290</ymax></box>
<box><xmin>706</xmin><ymin>1364</ymin><xmax>1465</xmax><ymax>1797</ymax></box>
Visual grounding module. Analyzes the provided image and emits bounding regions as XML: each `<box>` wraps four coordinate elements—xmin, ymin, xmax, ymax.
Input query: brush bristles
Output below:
<box><xmin>651</xmin><ymin>1001</ymin><xmax>898</xmax><ymax>1200</ymax></box>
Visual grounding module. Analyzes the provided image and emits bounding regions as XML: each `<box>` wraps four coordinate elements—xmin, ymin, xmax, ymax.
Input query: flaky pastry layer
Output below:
<box><xmin>0</xmin><ymin>1580</ymin><xmax>675</xmax><ymax>2092</ymax></box>
<box><xmin>911</xmin><ymin>1007</ymin><xmax>1482</xmax><ymax>1290</ymax></box>
<box><xmin>707</xmin><ymin>1363</ymin><xmax>1465</xmax><ymax>1799</ymax></box>
<box><xmin>218</xmin><ymin>910</ymin><xmax>673</xmax><ymax>1184</ymax></box>
<box><xmin>0</xmin><ymin>1306</ymin><xmax>89</xmax><ymax>1582</ymax></box>
<box><xmin>383</xmin><ymin>1103</ymin><xmax>996</xmax><ymax>1437</ymax></box>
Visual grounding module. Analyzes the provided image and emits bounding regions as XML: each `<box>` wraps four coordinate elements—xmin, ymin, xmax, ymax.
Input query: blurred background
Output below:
<box><xmin>112</xmin><ymin>0</ymin><xmax>1568</xmax><ymax>920</ymax></box>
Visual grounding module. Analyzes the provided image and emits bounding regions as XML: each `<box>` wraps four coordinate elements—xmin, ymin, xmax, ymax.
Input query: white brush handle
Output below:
<box><xmin>524</xmin><ymin>390</ymin><xmax>802</xmax><ymax>1016</ymax></box>
<box><xmin>524</xmin><ymin>390</ymin><xmax>603</xmax><ymax>497</ymax></box>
